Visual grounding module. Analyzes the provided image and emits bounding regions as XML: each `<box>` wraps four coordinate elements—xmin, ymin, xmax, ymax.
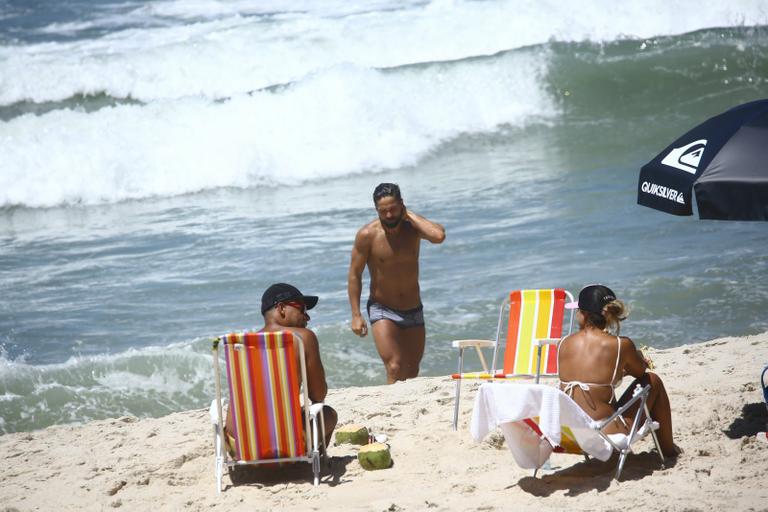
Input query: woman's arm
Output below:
<box><xmin>621</xmin><ymin>336</ymin><xmax>648</xmax><ymax>379</ymax></box>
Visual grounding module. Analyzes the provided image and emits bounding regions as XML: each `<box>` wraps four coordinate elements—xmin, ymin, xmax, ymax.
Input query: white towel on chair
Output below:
<box><xmin>470</xmin><ymin>383</ymin><xmax>613</xmax><ymax>469</ymax></box>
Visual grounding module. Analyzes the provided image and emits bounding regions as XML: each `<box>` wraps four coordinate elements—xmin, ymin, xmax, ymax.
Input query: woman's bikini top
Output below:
<box><xmin>559</xmin><ymin>335</ymin><xmax>622</xmax><ymax>402</ymax></box>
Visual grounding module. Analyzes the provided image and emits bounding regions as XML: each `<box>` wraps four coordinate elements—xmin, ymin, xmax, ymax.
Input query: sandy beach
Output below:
<box><xmin>1</xmin><ymin>332</ymin><xmax>767</xmax><ymax>512</ymax></box>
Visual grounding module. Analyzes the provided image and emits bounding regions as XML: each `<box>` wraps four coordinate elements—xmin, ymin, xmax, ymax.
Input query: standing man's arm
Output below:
<box><xmin>348</xmin><ymin>228</ymin><xmax>371</xmax><ymax>337</ymax></box>
<box><xmin>405</xmin><ymin>208</ymin><xmax>446</xmax><ymax>244</ymax></box>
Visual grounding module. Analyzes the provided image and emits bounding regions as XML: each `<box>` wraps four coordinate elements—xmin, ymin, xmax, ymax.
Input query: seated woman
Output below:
<box><xmin>557</xmin><ymin>284</ymin><xmax>678</xmax><ymax>457</ymax></box>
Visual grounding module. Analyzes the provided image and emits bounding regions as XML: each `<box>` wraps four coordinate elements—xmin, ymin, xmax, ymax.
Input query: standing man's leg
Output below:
<box><xmin>371</xmin><ymin>321</ymin><xmax>425</xmax><ymax>384</ymax></box>
<box><xmin>400</xmin><ymin>325</ymin><xmax>425</xmax><ymax>379</ymax></box>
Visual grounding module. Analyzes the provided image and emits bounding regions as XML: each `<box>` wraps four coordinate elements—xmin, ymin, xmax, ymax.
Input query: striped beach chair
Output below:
<box><xmin>211</xmin><ymin>331</ymin><xmax>327</xmax><ymax>492</ymax></box>
<box><xmin>451</xmin><ymin>289</ymin><xmax>575</xmax><ymax>430</ymax></box>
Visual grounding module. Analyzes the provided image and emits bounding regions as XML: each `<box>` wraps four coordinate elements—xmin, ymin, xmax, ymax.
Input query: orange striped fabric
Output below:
<box><xmin>503</xmin><ymin>289</ymin><xmax>566</xmax><ymax>376</ymax></box>
<box><xmin>222</xmin><ymin>332</ymin><xmax>305</xmax><ymax>461</ymax></box>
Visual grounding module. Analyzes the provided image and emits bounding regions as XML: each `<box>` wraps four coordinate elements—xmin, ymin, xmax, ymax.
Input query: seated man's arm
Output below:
<box><xmin>299</xmin><ymin>328</ymin><xmax>328</xmax><ymax>403</ymax></box>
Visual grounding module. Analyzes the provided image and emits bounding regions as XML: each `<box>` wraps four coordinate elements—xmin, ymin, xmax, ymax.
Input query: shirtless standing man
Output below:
<box><xmin>347</xmin><ymin>183</ymin><xmax>446</xmax><ymax>384</ymax></box>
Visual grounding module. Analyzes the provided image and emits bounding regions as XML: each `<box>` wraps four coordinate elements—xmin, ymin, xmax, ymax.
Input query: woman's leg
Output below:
<box><xmin>617</xmin><ymin>372</ymin><xmax>676</xmax><ymax>457</ymax></box>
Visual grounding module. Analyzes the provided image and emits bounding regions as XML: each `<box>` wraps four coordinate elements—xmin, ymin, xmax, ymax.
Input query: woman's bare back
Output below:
<box><xmin>559</xmin><ymin>330</ymin><xmax>627</xmax><ymax>423</ymax></box>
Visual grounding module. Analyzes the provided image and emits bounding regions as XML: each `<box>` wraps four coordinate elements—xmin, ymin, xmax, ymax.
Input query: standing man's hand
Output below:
<box><xmin>351</xmin><ymin>314</ymin><xmax>368</xmax><ymax>337</ymax></box>
<box><xmin>402</xmin><ymin>207</ymin><xmax>446</xmax><ymax>245</ymax></box>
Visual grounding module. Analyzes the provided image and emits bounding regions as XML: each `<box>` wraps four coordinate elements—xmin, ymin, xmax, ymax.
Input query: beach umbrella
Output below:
<box><xmin>637</xmin><ymin>99</ymin><xmax>768</xmax><ymax>220</ymax></box>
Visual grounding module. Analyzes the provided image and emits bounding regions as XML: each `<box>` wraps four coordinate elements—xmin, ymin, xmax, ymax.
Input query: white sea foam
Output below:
<box><xmin>0</xmin><ymin>51</ymin><xmax>553</xmax><ymax>208</ymax></box>
<box><xmin>0</xmin><ymin>339</ymin><xmax>208</xmax><ymax>379</ymax></box>
<box><xmin>129</xmin><ymin>0</ymin><xmax>411</xmax><ymax>20</ymax></box>
<box><xmin>94</xmin><ymin>370</ymin><xmax>196</xmax><ymax>394</ymax></box>
<box><xmin>0</xmin><ymin>339</ymin><xmax>215</xmax><ymax>432</ymax></box>
<box><xmin>0</xmin><ymin>0</ymin><xmax>765</xmax><ymax>105</ymax></box>
<box><xmin>0</xmin><ymin>334</ymin><xmax>229</xmax><ymax>432</ymax></box>
<box><xmin>1</xmin><ymin>0</ymin><xmax>766</xmax><ymax>208</ymax></box>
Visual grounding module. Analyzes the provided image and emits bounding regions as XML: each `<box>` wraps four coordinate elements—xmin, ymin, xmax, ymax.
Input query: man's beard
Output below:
<box><xmin>382</xmin><ymin>213</ymin><xmax>403</xmax><ymax>229</ymax></box>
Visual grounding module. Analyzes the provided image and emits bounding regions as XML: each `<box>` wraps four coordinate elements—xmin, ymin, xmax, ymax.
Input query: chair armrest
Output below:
<box><xmin>452</xmin><ymin>339</ymin><xmax>494</xmax><ymax>349</ymax></box>
<box><xmin>597</xmin><ymin>384</ymin><xmax>649</xmax><ymax>430</ymax></box>
<box><xmin>532</xmin><ymin>337</ymin><xmax>560</xmax><ymax>347</ymax></box>
<box><xmin>606</xmin><ymin>420</ymin><xmax>659</xmax><ymax>450</ymax></box>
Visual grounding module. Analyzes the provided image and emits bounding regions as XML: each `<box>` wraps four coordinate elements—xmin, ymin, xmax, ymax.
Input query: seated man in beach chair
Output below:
<box><xmin>224</xmin><ymin>283</ymin><xmax>338</xmax><ymax>450</ymax></box>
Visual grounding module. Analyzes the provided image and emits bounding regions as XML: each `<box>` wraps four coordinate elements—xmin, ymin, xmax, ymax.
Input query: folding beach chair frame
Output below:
<box><xmin>762</xmin><ymin>365</ymin><xmax>768</xmax><ymax>407</ymax></box>
<box><xmin>452</xmin><ymin>289</ymin><xmax>575</xmax><ymax>430</ymax></box>
<box><xmin>211</xmin><ymin>332</ymin><xmax>328</xmax><ymax>492</ymax></box>
<box><xmin>527</xmin><ymin>384</ymin><xmax>665</xmax><ymax>480</ymax></box>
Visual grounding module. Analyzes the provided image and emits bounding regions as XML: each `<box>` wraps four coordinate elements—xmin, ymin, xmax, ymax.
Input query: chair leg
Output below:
<box><xmin>615</xmin><ymin>451</ymin><xmax>628</xmax><ymax>480</ymax></box>
<box><xmin>452</xmin><ymin>380</ymin><xmax>461</xmax><ymax>431</ymax></box>
<box><xmin>319</xmin><ymin>410</ymin><xmax>332</xmax><ymax>469</ymax></box>
<box><xmin>613</xmin><ymin>387</ymin><xmax>647</xmax><ymax>480</ymax></box>
<box><xmin>311</xmin><ymin>414</ymin><xmax>321</xmax><ymax>486</ymax></box>
<box><xmin>474</xmin><ymin>345</ymin><xmax>489</xmax><ymax>373</ymax></box>
<box><xmin>318</xmin><ymin>408</ymin><xmax>328</xmax><ymax>455</ymax></box>
<box><xmin>452</xmin><ymin>348</ymin><xmax>464</xmax><ymax>431</ymax></box>
<box><xmin>644</xmin><ymin>403</ymin><xmax>666</xmax><ymax>465</ymax></box>
<box><xmin>213</xmin><ymin>426</ymin><xmax>223</xmax><ymax>493</ymax></box>
<box><xmin>312</xmin><ymin>450</ymin><xmax>320</xmax><ymax>486</ymax></box>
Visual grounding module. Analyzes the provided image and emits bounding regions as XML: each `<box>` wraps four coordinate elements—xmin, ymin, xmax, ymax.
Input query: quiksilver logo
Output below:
<box><xmin>661</xmin><ymin>139</ymin><xmax>707</xmax><ymax>174</ymax></box>
<box><xmin>641</xmin><ymin>181</ymin><xmax>685</xmax><ymax>204</ymax></box>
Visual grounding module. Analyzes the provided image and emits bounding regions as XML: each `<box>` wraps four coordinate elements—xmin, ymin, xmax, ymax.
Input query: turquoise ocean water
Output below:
<box><xmin>1</xmin><ymin>0</ymin><xmax>768</xmax><ymax>433</ymax></box>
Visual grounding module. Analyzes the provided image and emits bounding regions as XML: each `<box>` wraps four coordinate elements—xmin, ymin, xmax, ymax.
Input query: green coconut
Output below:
<box><xmin>357</xmin><ymin>442</ymin><xmax>392</xmax><ymax>470</ymax></box>
<box><xmin>334</xmin><ymin>424</ymin><xmax>369</xmax><ymax>445</ymax></box>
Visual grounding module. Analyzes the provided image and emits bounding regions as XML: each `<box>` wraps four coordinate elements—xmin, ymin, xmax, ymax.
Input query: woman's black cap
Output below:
<box><xmin>565</xmin><ymin>284</ymin><xmax>617</xmax><ymax>314</ymax></box>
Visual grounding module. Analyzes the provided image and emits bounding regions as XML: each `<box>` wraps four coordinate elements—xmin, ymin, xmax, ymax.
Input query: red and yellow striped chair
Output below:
<box><xmin>211</xmin><ymin>331</ymin><xmax>327</xmax><ymax>492</ymax></box>
<box><xmin>451</xmin><ymin>289</ymin><xmax>575</xmax><ymax>430</ymax></box>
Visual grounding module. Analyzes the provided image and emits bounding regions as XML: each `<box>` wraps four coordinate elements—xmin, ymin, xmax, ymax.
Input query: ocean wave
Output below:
<box><xmin>543</xmin><ymin>26</ymin><xmax>768</xmax><ymax>120</ymax></box>
<box><xmin>0</xmin><ymin>340</ymin><xmax>215</xmax><ymax>434</ymax></box>
<box><xmin>0</xmin><ymin>0</ymin><xmax>765</xmax><ymax>105</ymax></box>
<box><xmin>0</xmin><ymin>93</ymin><xmax>140</xmax><ymax>122</ymax></box>
<box><xmin>0</xmin><ymin>50</ymin><xmax>554</xmax><ymax>208</ymax></box>
<box><xmin>3</xmin><ymin>24</ymin><xmax>767</xmax><ymax>209</ymax></box>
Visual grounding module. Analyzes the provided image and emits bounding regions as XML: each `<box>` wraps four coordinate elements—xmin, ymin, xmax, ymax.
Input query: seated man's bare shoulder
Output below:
<box><xmin>279</xmin><ymin>325</ymin><xmax>318</xmax><ymax>348</ymax></box>
<box><xmin>297</xmin><ymin>326</ymin><xmax>319</xmax><ymax>347</ymax></box>
<box><xmin>292</xmin><ymin>326</ymin><xmax>327</xmax><ymax>401</ymax></box>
